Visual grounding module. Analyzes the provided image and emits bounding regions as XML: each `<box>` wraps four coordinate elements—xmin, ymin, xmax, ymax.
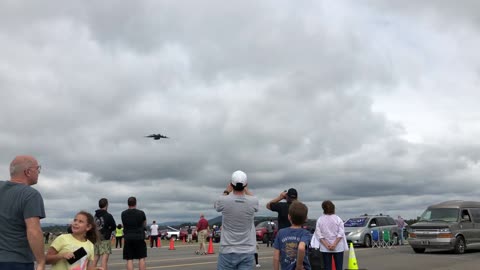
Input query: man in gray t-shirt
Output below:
<box><xmin>0</xmin><ymin>155</ymin><xmax>46</xmax><ymax>270</ymax></box>
<box><xmin>214</xmin><ymin>170</ymin><xmax>259</xmax><ymax>270</ymax></box>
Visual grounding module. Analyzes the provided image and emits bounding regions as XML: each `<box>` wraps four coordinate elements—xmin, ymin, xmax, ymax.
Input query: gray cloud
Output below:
<box><xmin>1</xmin><ymin>1</ymin><xmax>479</xmax><ymax>224</ymax></box>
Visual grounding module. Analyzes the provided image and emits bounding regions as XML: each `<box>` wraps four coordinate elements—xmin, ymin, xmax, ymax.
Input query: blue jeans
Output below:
<box><xmin>399</xmin><ymin>228</ymin><xmax>404</xmax><ymax>245</ymax></box>
<box><xmin>322</xmin><ymin>252</ymin><xmax>343</xmax><ymax>270</ymax></box>
<box><xmin>217</xmin><ymin>253</ymin><xmax>254</xmax><ymax>270</ymax></box>
<box><xmin>0</xmin><ymin>262</ymin><xmax>34</xmax><ymax>270</ymax></box>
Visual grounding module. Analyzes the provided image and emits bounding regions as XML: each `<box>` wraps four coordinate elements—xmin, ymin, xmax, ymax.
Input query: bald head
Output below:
<box><xmin>10</xmin><ymin>155</ymin><xmax>40</xmax><ymax>185</ymax></box>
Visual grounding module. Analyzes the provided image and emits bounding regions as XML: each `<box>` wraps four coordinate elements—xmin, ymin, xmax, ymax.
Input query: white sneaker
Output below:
<box><xmin>256</xmin><ymin>264</ymin><xmax>261</xmax><ymax>267</ymax></box>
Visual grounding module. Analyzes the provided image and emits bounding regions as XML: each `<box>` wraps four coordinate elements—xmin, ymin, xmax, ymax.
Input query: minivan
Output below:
<box><xmin>409</xmin><ymin>200</ymin><xmax>480</xmax><ymax>254</ymax></box>
<box><xmin>344</xmin><ymin>214</ymin><xmax>400</xmax><ymax>247</ymax></box>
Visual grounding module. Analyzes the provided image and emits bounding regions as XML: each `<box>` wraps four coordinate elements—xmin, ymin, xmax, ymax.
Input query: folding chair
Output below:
<box><xmin>371</xmin><ymin>230</ymin><xmax>381</xmax><ymax>248</ymax></box>
<box><xmin>382</xmin><ymin>230</ymin><xmax>392</xmax><ymax>249</ymax></box>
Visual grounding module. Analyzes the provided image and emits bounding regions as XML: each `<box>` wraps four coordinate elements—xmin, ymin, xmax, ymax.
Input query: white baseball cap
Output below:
<box><xmin>231</xmin><ymin>170</ymin><xmax>247</xmax><ymax>187</ymax></box>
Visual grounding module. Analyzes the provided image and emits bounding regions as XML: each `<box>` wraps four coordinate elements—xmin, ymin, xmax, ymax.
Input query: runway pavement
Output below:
<box><xmin>106</xmin><ymin>241</ymin><xmax>272</xmax><ymax>270</ymax></box>
<box><xmin>45</xmin><ymin>241</ymin><xmax>480</xmax><ymax>269</ymax></box>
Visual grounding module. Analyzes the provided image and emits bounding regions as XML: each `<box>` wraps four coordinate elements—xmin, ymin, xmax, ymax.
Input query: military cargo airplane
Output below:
<box><xmin>145</xmin><ymin>134</ymin><xmax>169</xmax><ymax>140</ymax></box>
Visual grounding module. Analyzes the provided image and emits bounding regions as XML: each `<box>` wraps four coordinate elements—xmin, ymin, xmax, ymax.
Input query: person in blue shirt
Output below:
<box><xmin>273</xmin><ymin>201</ymin><xmax>311</xmax><ymax>270</ymax></box>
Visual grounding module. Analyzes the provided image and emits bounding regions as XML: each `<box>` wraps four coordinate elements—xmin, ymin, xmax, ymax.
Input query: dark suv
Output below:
<box><xmin>344</xmin><ymin>214</ymin><xmax>400</xmax><ymax>247</ymax></box>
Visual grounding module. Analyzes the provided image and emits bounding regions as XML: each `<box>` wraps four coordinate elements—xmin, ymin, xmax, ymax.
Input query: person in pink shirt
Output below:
<box><xmin>313</xmin><ymin>200</ymin><xmax>348</xmax><ymax>270</ymax></box>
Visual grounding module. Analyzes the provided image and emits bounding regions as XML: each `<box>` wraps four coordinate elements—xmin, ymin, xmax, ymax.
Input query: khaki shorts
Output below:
<box><xmin>94</xmin><ymin>240</ymin><xmax>112</xmax><ymax>255</ymax></box>
<box><xmin>198</xmin><ymin>229</ymin><xmax>208</xmax><ymax>246</ymax></box>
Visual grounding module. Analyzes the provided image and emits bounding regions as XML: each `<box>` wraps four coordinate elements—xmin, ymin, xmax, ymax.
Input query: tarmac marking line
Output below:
<box><xmin>110</xmin><ymin>256</ymin><xmax>274</xmax><ymax>267</ymax></box>
<box><xmin>146</xmin><ymin>256</ymin><xmax>274</xmax><ymax>269</ymax></box>
<box><xmin>147</xmin><ymin>261</ymin><xmax>215</xmax><ymax>269</ymax></box>
<box><xmin>109</xmin><ymin>256</ymin><xmax>214</xmax><ymax>265</ymax></box>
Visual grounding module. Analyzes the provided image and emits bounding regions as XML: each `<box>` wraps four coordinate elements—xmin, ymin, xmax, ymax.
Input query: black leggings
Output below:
<box><xmin>309</xmin><ymin>248</ymin><xmax>325</xmax><ymax>270</ymax></box>
<box><xmin>150</xmin><ymin>235</ymin><xmax>159</xmax><ymax>247</ymax></box>
<box><xmin>116</xmin><ymin>236</ymin><xmax>123</xmax><ymax>248</ymax></box>
<box><xmin>254</xmin><ymin>253</ymin><xmax>258</xmax><ymax>264</ymax></box>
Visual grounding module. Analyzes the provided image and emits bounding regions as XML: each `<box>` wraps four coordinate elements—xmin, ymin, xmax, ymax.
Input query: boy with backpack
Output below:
<box><xmin>93</xmin><ymin>198</ymin><xmax>116</xmax><ymax>270</ymax></box>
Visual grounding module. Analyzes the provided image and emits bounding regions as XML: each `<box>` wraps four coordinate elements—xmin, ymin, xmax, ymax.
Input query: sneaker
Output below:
<box><xmin>195</xmin><ymin>251</ymin><xmax>199</xmax><ymax>255</ymax></box>
<box><xmin>256</xmin><ymin>264</ymin><xmax>261</xmax><ymax>267</ymax></box>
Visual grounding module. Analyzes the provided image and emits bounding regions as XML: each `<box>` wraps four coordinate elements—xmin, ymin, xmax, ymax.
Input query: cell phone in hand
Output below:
<box><xmin>66</xmin><ymin>247</ymin><xmax>87</xmax><ymax>264</ymax></box>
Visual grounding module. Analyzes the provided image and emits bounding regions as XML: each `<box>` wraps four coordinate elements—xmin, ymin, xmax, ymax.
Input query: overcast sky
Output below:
<box><xmin>2</xmin><ymin>0</ymin><xmax>480</xmax><ymax>225</ymax></box>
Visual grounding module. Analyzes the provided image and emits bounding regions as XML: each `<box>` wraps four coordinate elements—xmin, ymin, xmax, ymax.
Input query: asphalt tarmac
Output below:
<box><xmin>46</xmin><ymin>240</ymin><xmax>480</xmax><ymax>270</ymax></box>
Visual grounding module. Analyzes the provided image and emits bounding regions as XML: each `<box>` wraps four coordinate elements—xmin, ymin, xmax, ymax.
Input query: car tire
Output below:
<box><xmin>364</xmin><ymin>235</ymin><xmax>372</xmax><ymax>247</ymax></box>
<box><xmin>453</xmin><ymin>236</ymin><xmax>465</xmax><ymax>254</ymax></box>
<box><xmin>413</xmin><ymin>247</ymin><xmax>425</xmax><ymax>253</ymax></box>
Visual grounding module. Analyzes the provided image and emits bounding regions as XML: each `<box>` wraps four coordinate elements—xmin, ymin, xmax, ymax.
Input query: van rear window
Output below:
<box><xmin>344</xmin><ymin>218</ymin><xmax>367</xmax><ymax>227</ymax></box>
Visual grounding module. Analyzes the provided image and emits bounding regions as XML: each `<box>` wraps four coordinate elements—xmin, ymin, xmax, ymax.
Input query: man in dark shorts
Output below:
<box><xmin>121</xmin><ymin>197</ymin><xmax>147</xmax><ymax>270</ymax></box>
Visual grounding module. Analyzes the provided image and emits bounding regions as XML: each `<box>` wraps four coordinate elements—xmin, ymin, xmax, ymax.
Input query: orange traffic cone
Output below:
<box><xmin>157</xmin><ymin>237</ymin><xmax>161</xmax><ymax>248</ymax></box>
<box><xmin>168</xmin><ymin>237</ymin><xmax>175</xmax><ymax>250</ymax></box>
<box><xmin>331</xmin><ymin>254</ymin><xmax>336</xmax><ymax>270</ymax></box>
<box><xmin>207</xmin><ymin>237</ymin><xmax>215</xmax><ymax>254</ymax></box>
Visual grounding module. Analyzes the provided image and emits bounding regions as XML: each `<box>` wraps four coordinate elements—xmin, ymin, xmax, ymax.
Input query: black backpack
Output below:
<box><xmin>95</xmin><ymin>214</ymin><xmax>108</xmax><ymax>240</ymax></box>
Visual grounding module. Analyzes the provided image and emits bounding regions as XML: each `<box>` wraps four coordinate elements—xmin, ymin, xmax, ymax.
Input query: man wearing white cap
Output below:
<box><xmin>214</xmin><ymin>170</ymin><xmax>259</xmax><ymax>270</ymax></box>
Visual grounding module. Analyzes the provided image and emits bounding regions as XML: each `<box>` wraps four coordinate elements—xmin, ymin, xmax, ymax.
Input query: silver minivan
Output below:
<box><xmin>344</xmin><ymin>214</ymin><xmax>400</xmax><ymax>247</ymax></box>
<box><xmin>409</xmin><ymin>200</ymin><xmax>480</xmax><ymax>254</ymax></box>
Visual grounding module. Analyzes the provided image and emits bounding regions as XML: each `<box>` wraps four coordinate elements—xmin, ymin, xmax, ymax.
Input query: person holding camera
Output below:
<box><xmin>266</xmin><ymin>188</ymin><xmax>298</xmax><ymax>230</ymax></box>
<box><xmin>214</xmin><ymin>170</ymin><xmax>259</xmax><ymax>269</ymax></box>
